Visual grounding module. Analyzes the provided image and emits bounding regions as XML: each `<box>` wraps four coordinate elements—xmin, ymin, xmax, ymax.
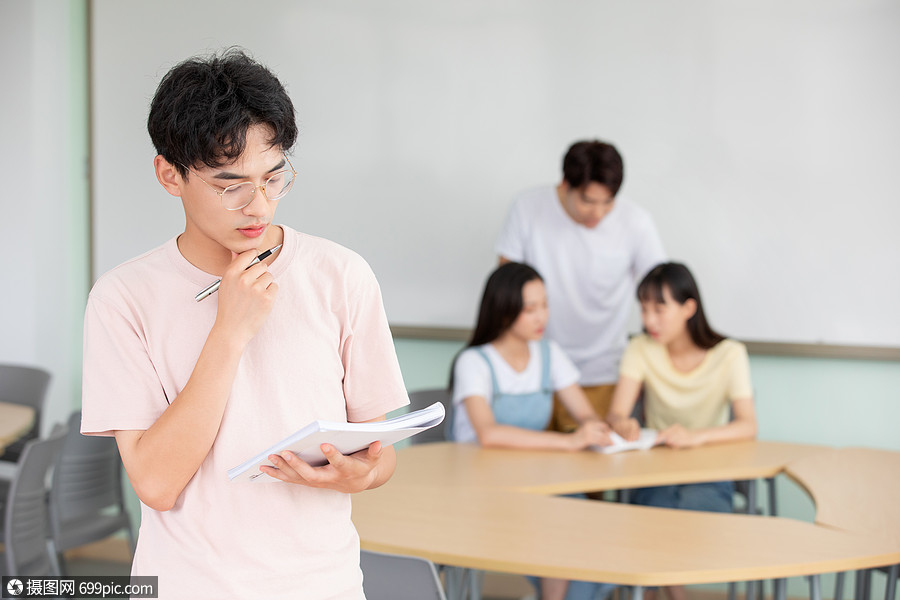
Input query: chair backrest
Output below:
<box><xmin>0</xmin><ymin>364</ymin><xmax>52</xmax><ymax>462</ymax></box>
<box><xmin>51</xmin><ymin>412</ymin><xmax>126</xmax><ymax>522</ymax></box>
<box><xmin>49</xmin><ymin>412</ymin><xmax>132</xmax><ymax>552</ymax></box>
<box><xmin>360</xmin><ymin>550</ymin><xmax>446</xmax><ymax>600</ymax></box>
<box><xmin>407</xmin><ymin>389</ymin><xmax>453</xmax><ymax>443</ymax></box>
<box><xmin>3</xmin><ymin>432</ymin><xmax>65</xmax><ymax>575</ymax></box>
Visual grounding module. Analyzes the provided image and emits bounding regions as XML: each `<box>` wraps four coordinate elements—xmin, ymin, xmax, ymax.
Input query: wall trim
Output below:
<box><xmin>389</xmin><ymin>325</ymin><xmax>900</xmax><ymax>361</ymax></box>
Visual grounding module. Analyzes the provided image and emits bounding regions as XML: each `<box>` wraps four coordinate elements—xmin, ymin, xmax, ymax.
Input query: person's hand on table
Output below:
<box><xmin>657</xmin><ymin>424</ymin><xmax>704</xmax><ymax>449</ymax></box>
<box><xmin>611</xmin><ymin>417</ymin><xmax>642</xmax><ymax>441</ymax></box>
<box><xmin>571</xmin><ymin>420</ymin><xmax>612</xmax><ymax>449</ymax></box>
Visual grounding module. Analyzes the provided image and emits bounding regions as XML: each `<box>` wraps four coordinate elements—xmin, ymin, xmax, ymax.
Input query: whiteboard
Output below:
<box><xmin>92</xmin><ymin>0</ymin><xmax>900</xmax><ymax>348</ymax></box>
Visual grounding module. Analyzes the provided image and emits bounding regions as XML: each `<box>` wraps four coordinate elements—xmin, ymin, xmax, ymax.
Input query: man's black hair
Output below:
<box><xmin>562</xmin><ymin>140</ymin><xmax>624</xmax><ymax>196</ymax></box>
<box><xmin>147</xmin><ymin>48</ymin><xmax>298</xmax><ymax>177</ymax></box>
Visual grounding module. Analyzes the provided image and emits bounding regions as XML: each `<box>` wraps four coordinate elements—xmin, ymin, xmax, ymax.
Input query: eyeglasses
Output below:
<box><xmin>181</xmin><ymin>155</ymin><xmax>297</xmax><ymax>211</ymax></box>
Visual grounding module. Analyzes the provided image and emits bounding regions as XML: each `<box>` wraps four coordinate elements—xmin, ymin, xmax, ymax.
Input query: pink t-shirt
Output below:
<box><xmin>82</xmin><ymin>226</ymin><xmax>409</xmax><ymax>600</ymax></box>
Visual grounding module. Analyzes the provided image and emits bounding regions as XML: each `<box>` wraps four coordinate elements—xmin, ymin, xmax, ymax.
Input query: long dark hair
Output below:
<box><xmin>448</xmin><ymin>262</ymin><xmax>543</xmax><ymax>389</ymax></box>
<box><xmin>637</xmin><ymin>262</ymin><xmax>725</xmax><ymax>350</ymax></box>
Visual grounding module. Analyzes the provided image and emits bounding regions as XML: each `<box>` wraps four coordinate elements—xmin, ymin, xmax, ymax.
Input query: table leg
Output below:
<box><xmin>885</xmin><ymin>564</ymin><xmax>898</xmax><ymax>600</ymax></box>
<box><xmin>775</xmin><ymin>577</ymin><xmax>787</xmax><ymax>600</ymax></box>
<box><xmin>766</xmin><ymin>477</ymin><xmax>778</xmax><ymax>516</ymax></box>
<box><xmin>834</xmin><ymin>571</ymin><xmax>845</xmax><ymax>600</ymax></box>
<box><xmin>856</xmin><ymin>570</ymin><xmax>867</xmax><ymax>600</ymax></box>
<box><xmin>809</xmin><ymin>575</ymin><xmax>822</xmax><ymax>600</ymax></box>
<box><xmin>632</xmin><ymin>585</ymin><xmax>644</xmax><ymax>600</ymax></box>
<box><xmin>746</xmin><ymin>579</ymin><xmax>757</xmax><ymax>600</ymax></box>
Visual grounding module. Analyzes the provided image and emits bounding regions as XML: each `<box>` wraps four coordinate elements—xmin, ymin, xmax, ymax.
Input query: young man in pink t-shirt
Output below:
<box><xmin>81</xmin><ymin>49</ymin><xmax>409</xmax><ymax>600</ymax></box>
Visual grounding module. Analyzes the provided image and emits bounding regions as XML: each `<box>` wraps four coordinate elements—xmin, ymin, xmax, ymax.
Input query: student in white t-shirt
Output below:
<box><xmin>449</xmin><ymin>262</ymin><xmax>613</xmax><ymax>600</ymax></box>
<box><xmin>81</xmin><ymin>50</ymin><xmax>408</xmax><ymax>600</ymax></box>
<box><xmin>496</xmin><ymin>140</ymin><xmax>665</xmax><ymax>433</ymax></box>
<box><xmin>606</xmin><ymin>262</ymin><xmax>758</xmax><ymax>600</ymax></box>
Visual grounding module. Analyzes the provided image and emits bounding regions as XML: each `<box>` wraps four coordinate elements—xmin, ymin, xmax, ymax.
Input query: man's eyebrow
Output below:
<box><xmin>212</xmin><ymin>158</ymin><xmax>287</xmax><ymax>180</ymax></box>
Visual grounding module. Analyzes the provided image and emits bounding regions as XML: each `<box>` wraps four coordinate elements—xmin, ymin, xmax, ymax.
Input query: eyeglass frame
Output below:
<box><xmin>179</xmin><ymin>154</ymin><xmax>297</xmax><ymax>211</ymax></box>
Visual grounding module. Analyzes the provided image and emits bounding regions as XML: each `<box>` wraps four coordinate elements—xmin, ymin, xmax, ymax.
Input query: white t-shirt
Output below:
<box><xmin>81</xmin><ymin>226</ymin><xmax>409</xmax><ymax>600</ymax></box>
<box><xmin>451</xmin><ymin>340</ymin><xmax>580</xmax><ymax>443</ymax></box>
<box><xmin>496</xmin><ymin>185</ymin><xmax>666</xmax><ymax>385</ymax></box>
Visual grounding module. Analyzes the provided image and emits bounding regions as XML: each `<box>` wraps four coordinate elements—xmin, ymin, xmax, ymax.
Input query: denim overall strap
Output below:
<box><xmin>474</xmin><ymin>347</ymin><xmax>501</xmax><ymax>398</ymax></box>
<box><xmin>477</xmin><ymin>343</ymin><xmax>554</xmax><ymax>432</ymax></box>
<box><xmin>539</xmin><ymin>339</ymin><xmax>552</xmax><ymax>395</ymax></box>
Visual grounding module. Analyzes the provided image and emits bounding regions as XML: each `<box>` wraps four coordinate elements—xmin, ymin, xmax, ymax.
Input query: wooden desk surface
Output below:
<box><xmin>354</xmin><ymin>483</ymin><xmax>899</xmax><ymax>586</ymax></box>
<box><xmin>786</xmin><ymin>447</ymin><xmax>900</xmax><ymax>546</ymax></box>
<box><xmin>352</xmin><ymin>441</ymin><xmax>900</xmax><ymax>585</ymax></box>
<box><xmin>0</xmin><ymin>401</ymin><xmax>35</xmax><ymax>453</ymax></box>
<box><xmin>388</xmin><ymin>441</ymin><xmax>827</xmax><ymax>495</ymax></box>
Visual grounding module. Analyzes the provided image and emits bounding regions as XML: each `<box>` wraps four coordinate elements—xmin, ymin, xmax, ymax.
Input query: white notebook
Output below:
<box><xmin>228</xmin><ymin>402</ymin><xmax>445</xmax><ymax>482</ymax></box>
<box><xmin>592</xmin><ymin>428</ymin><xmax>659</xmax><ymax>454</ymax></box>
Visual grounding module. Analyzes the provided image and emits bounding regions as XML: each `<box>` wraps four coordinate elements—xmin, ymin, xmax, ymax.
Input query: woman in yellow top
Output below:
<box><xmin>606</xmin><ymin>262</ymin><xmax>758</xmax><ymax>600</ymax></box>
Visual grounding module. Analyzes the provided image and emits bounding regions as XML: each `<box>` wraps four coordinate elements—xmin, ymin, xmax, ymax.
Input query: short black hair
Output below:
<box><xmin>562</xmin><ymin>140</ymin><xmax>624</xmax><ymax>196</ymax></box>
<box><xmin>147</xmin><ymin>48</ymin><xmax>298</xmax><ymax>177</ymax></box>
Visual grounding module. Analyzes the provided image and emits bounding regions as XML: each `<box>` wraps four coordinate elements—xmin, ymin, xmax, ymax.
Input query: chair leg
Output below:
<box><xmin>728</xmin><ymin>582</ymin><xmax>737</xmax><ymax>600</ymax></box>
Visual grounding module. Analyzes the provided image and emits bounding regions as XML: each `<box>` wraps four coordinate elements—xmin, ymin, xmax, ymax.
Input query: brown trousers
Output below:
<box><xmin>547</xmin><ymin>384</ymin><xmax>616</xmax><ymax>433</ymax></box>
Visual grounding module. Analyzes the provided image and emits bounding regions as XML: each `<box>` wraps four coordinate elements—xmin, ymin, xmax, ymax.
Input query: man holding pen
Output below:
<box><xmin>81</xmin><ymin>49</ymin><xmax>408</xmax><ymax>599</ymax></box>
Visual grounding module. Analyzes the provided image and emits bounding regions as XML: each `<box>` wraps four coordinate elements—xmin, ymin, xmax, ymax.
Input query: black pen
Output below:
<box><xmin>194</xmin><ymin>244</ymin><xmax>283</xmax><ymax>302</ymax></box>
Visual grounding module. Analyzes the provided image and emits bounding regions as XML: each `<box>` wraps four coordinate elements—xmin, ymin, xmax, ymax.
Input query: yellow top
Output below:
<box><xmin>619</xmin><ymin>334</ymin><xmax>753</xmax><ymax>430</ymax></box>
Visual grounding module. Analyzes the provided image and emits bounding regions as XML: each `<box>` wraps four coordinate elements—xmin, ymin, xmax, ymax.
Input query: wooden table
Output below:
<box><xmin>352</xmin><ymin>442</ymin><xmax>900</xmax><ymax>598</ymax></box>
<box><xmin>0</xmin><ymin>400</ymin><xmax>35</xmax><ymax>454</ymax></box>
<box><xmin>786</xmin><ymin>448</ymin><xmax>900</xmax><ymax>600</ymax></box>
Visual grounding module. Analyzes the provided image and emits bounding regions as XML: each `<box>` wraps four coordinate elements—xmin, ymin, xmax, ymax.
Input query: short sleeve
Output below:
<box><xmin>495</xmin><ymin>196</ymin><xmax>527</xmax><ymax>262</ymax></box>
<box><xmin>727</xmin><ymin>343</ymin><xmax>754</xmax><ymax>401</ymax></box>
<box><xmin>451</xmin><ymin>349</ymin><xmax>493</xmax><ymax>407</ymax></box>
<box><xmin>631</xmin><ymin>210</ymin><xmax>667</xmax><ymax>281</ymax></box>
<box><xmin>548</xmin><ymin>341</ymin><xmax>580</xmax><ymax>390</ymax></box>
<box><xmin>618</xmin><ymin>337</ymin><xmax>648</xmax><ymax>382</ymax></box>
<box><xmin>341</xmin><ymin>260</ymin><xmax>410</xmax><ymax>422</ymax></box>
<box><xmin>81</xmin><ymin>294</ymin><xmax>170</xmax><ymax>436</ymax></box>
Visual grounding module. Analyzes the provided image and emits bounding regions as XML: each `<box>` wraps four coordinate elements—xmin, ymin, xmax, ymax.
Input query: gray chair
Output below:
<box><xmin>407</xmin><ymin>388</ymin><xmax>453</xmax><ymax>444</ymax></box>
<box><xmin>48</xmin><ymin>411</ymin><xmax>135</xmax><ymax>573</ymax></box>
<box><xmin>0</xmin><ymin>364</ymin><xmax>52</xmax><ymax>464</ymax></box>
<box><xmin>1</xmin><ymin>432</ymin><xmax>65</xmax><ymax>576</ymax></box>
<box><xmin>361</xmin><ymin>549</ymin><xmax>447</xmax><ymax>600</ymax></box>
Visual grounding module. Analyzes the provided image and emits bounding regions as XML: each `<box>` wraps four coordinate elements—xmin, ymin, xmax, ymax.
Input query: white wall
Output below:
<box><xmin>91</xmin><ymin>0</ymin><xmax>900</xmax><ymax>348</ymax></box>
<box><xmin>0</xmin><ymin>0</ymin><xmax>90</xmax><ymax>432</ymax></box>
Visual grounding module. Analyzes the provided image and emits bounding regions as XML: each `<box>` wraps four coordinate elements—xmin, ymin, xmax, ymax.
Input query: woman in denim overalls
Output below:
<box><xmin>449</xmin><ymin>263</ymin><xmax>615</xmax><ymax>600</ymax></box>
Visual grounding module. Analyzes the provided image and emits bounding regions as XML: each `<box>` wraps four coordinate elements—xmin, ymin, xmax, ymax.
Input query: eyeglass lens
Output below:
<box><xmin>221</xmin><ymin>169</ymin><xmax>295</xmax><ymax>210</ymax></box>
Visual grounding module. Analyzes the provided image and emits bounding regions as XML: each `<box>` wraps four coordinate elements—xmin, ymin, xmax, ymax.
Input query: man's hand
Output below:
<box><xmin>260</xmin><ymin>441</ymin><xmax>390</xmax><ymax>493</ymax></box>
<box><xmin>214</xmin><ymin>249</ymin><xmax>278</xmax><ymax>347</ymax></box>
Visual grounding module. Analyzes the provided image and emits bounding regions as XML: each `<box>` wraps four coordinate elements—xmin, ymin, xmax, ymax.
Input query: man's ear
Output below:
<box><xmin>154</xmin><ymin>155</ymin><xmax>184</xmax><ymax>197</ymax></box>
